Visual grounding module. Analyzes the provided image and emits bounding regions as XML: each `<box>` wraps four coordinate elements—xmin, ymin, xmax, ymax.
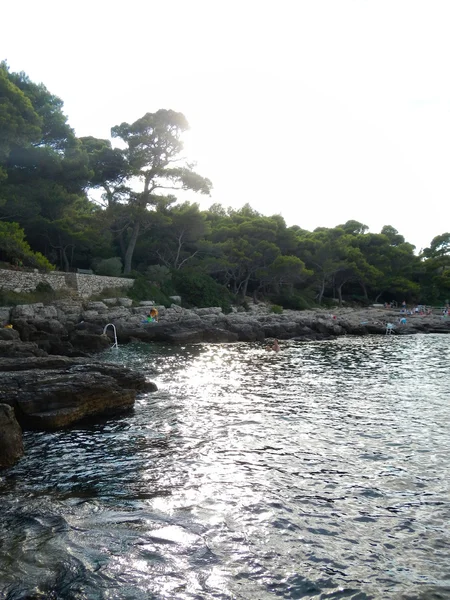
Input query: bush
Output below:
<box><xmin>271</xmin><ymin>304</ymin><xmax>283</xmax><ymax>314</ymax></box>
<box><xmin>92</xmin><ymin>257</ymin><xmax>123</xmax><ymax>277</ymax></box>
<box><xmin>0</xmin><ymin>222</ymin><xmax>55</xmax><ymax>271</ymax></box>
<box><xmin>346</xmin><ymin>294</ymin><xmax>371</xmax><ymax>307</ymax></box>
<box><xmin>241</xmin><ymin>300</ymin><xmax>250</xmax><ymax>312</ymax></box>
<box><xmin>35</xmin><ymin>281</ymin><xmax>54</xmax><ymax>295</ymax></box>
<box><xmin>145</xmin><ymin>265</ymin><xmax>172</xmax><ymax>286</ymax></box>
<box><xmin>270</xmin><ymin>292</ymin><xmax>313</xmax><ymax>311</ymax></box>
<box><xmin>171</xmin><ymin>270</ymin><xmax>233</xmax><ymax>313</ymax></box>
<box><xmin>127</xmin><ymin>276</ymin><xmax>172</xmax><ymax>306</ymax></box>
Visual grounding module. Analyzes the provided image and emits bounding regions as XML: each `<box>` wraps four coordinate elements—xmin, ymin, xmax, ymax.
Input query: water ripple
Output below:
<box><xmin>1</xmin><ymin>335</ymin><xmax>450</xmax><ymax>599</ymax></box>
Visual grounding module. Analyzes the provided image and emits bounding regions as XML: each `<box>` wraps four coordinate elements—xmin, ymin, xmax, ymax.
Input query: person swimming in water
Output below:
<box><xmin>265</xmin><ymin>339</ymin><xmax>280</xmax><ymax>351</ymax></box>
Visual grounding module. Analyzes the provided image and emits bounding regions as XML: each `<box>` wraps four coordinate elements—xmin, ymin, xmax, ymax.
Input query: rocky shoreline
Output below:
<box><xmin>0</xmin><ymin>355</ymin><xmax>156</xmax><ymax>468</ymax></box>
<box><xmin>1</xmin><ymin>298</ymin><xmax>449</xmax><ymax>468</ymax></box>
<box><xmin>2</xmin><ymin>299</ymin><xmax>449</xmax><ymax>356</ymax></box>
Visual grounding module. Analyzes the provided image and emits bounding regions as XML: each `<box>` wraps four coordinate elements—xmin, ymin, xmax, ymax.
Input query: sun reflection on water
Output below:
<box><xmin>3</xmin><ymin>336</ymin><xmax>449</xmax><ymax>599</ymax></box>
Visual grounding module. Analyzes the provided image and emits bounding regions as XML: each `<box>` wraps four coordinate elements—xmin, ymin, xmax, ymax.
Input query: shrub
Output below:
<box><xmin>171</xmin><ymin>270</ymin><xmax>233</xmax><ymax>313</ymax></box>
<box><xmin>92</xmin><ymin>257</ymin><xmax>123</xmax><ymax>277</ymax></box>
<box><xmin>0</xmin><ymin>222</ymin><xmax>55</xmax><ymax>271</ymax></box>
<box><xmin>145</xmin><ymin>265</ymin><xmax>172</xmax><ymax>285</ymax></box>
<box><xmin>127</xmin><ymin>276</ymin><xmax>172</xmax><ymax>306</ymax></box>
<box><xmin>241</xmin><ymin>300</ymin><xmax>250</xmax><ymax>312</ymax></box>
<box><xmin>271</xmin><ymin>304</ymin><xmax>283</xmax><ymax>314</ymax></box>
<box><xmin>270</xmin><ymin>292</ymin><xmax>313</xmax><ymax>311</ymax></box>
<box><xmin>35</xmin><ymin>281</ymin><xmax>54</xmax><ymax>295</ymax></box>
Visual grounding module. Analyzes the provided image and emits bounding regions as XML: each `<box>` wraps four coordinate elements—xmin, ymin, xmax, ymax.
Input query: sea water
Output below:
<box><xmin>1</xmin><ymin>335</ymin><xmax>449</xmax><ymax>599</ymax></box>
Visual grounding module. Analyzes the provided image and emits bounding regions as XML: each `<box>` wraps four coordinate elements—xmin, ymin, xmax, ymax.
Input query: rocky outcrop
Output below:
<box><xmin>0</xmin><ymin>339</ymin><xmax>47</xmax><ymax>357</ymax></box>
<box><xmin>0</xmin><ymin>356</ymin><xmax>157</xmax><ymax>431</ymax></box>
<box><xmin>3</xmin><ymin>300</ymin><xmax>450</xmax><ymax>358</ymax></box>
<box><xmin>0</xmin><ymin>404</ymin><xmax>24</xmax><ymax>468</ymax></box>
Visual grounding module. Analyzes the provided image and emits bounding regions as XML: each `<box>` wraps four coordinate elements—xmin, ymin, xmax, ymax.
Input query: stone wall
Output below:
<box><xmin>75</xmin><ymin>273</ymin><xmax>134</xmax><ymax>298</ymax></box>
<box><xmin>0</xmin><ymin>269</ymin><xmax>134</xmax><ymax>298</ymax></box>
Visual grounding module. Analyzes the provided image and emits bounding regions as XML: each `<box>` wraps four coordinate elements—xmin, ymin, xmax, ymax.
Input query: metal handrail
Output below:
<box><xmin>103</xmin><ymin>323</ymin><xmax>118</xmax><ymax>349</ymax></box>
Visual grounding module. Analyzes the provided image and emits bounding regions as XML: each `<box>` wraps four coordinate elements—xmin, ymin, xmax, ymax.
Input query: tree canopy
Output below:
<box><xmin>0</xmin><ymin>63</ymin><xmax>447</xmax><ymax>307</ymax></box>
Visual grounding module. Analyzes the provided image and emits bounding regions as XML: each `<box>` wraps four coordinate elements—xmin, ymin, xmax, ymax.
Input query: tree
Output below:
<box><xmin>6</xmin><ymin>67</ymin><xmax>74</xmax><ymax>150</ymax></box>
<box><xmin>262</xmin><ymin>255</ymin><xmax>310</xmax><ymax>293</ymax></box>
<box><xmin>0</xmin><ymin>64</ymin><xmax>94</xmax><ymax>270</ymax></box>
<box><xmin>146</xmin><ymin>202</ymin><xmax>210</xmax><ymax>270</ymax></box>
<box><xmin>207</xmin><ymin>208</ymin><xmax>287</xmax><ymax>297</ymax></box>
<box><xmin>0</xmin><ymin>63</ymin><xmax>41</xmax><ymax>174</ymax></box>
<box><xmin>380</xmin><ymin>225</ymin><xmax>405</xmax><ymax>246</ymax></box>
<box><xmin>296</xmin><ymin>228</ymin><xmax>348</xmax><ymax>304</ymax></box>
<box><xmin>0</xmin><ymin>221</ymin><xmax>54</xmax><ymax>270</ymax></box>
<box><xmin>109</xmin><ymin>110</ymin><xmax>212</xmax><ymax>273</ymax></box>
<box><xmin>339</xmin><ymin>220</ymin><xmax>368</xmax><ymax>235</ymax></box>
<box><xmin>356</xmin><ymin>232</ymin><xmax>419</xmax><ymax>302</ymax></box>
<box><xmin>422</xmin><ymin>233</ymin><xmax>450</xmax><ymax>260</ymax></box>
<box><xmin>420</xmin><ymin>233</ymin><xmax>450</xmax><ymax>303</ymax></box>
<box><xmin>79</xmin><ymin>136</ymin><xmax>129</xmax><ymax>206</ymax></box>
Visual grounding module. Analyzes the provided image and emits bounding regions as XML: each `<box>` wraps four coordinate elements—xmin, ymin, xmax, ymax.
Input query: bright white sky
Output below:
<box><xmin>2</xmin><ymin>0</ymin><xmax>450</xmax><ymax>251</ymax></box>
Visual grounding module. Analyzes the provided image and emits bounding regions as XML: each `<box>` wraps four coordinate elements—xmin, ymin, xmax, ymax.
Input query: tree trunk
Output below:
<box><xmin>241</xmin><ymin>274</ymin><xmax>251</xmax><ymax>299</ymax></box>
<box><xmin>317</xmin><ymin>275</ymin><xmax>326</xmax><ymax>304</ymax></box>
<box><xmin>124</xmin><ymin>221</ymin><xmax>140</xmax><ymax>274</ymax></box>
<box><xmin>118</xmin><ymin>230</ymin><xmax>127</xmax><ymax>263</ymax></box>
<box><xmin>62</xmin><ymin>249</ymin><xmax>70</xmax><ymax>272</ymax></box>
<box><xmin>360</xmin><ymin>281</ymin><xmax>369</xmax><ymax>301</ymax></box>
<box><xmin>337</xmin><ymin>283</ymin><xmax>343</xmax><ymax>307</ymax></box>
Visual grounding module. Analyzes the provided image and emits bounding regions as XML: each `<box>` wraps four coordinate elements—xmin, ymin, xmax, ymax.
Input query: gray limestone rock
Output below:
<box><xmin>87</xmin><ymin>301</ymin><xmax>109</xmax><ymax>312</ymax></box>
<box><xmin>118</xmin><ymin>298</ymin><xmax>133</xmax><ymax>307</ymax></box>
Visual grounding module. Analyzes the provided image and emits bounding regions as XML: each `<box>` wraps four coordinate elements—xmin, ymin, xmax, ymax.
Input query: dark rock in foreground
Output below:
<box><xmin>0</xmin><ymin>356</ymin><xmax>156</xmax><ymax>431</ymax></box>
<box><xmin>0</xmin><ymin>404</ymin><xmax>24</xmax><ymax>468</ymax></box>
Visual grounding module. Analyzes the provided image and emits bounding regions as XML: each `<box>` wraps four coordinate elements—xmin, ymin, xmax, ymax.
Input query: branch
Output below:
<box><xmin>174</xmin><ymin>229</ymin><xmax>186</xmax><ymax>268</ymax></box>
<box><xmin>155</xmin><ymin>248</ymin><xmax>173</xmax><ymax>268</ymax></box>
<box><xmin>177</xmin><ymin>250</ymin><xmax>199</xmax><ymax>270</ymax></box>
<box><xmin>149</xmin><ymin>183</ymin><xmax>183</xmax><ymax>193</ymax></box>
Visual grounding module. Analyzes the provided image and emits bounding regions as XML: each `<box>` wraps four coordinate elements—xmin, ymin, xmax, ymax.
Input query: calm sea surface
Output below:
<box><xmin>1</xmin><ymin>335</ymin><xmax>450</xmax><ymax>600</ymax></box>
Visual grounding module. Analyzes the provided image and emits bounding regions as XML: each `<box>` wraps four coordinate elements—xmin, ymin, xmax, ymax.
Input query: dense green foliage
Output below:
<box><xmin>127</xmin><ymin>276</ymin><xmax>173</xmax><ymax>306</ymax></box>
<box><xmin>171</xmin><ymin>270</ymin><xmax>233</xmax><ymax>313</ymax></box>
<box><xmin>1</xmin><ymin>62</ymin><xmax>449</xmax><ymax>308</ymax></box>
<box><xmin>0</xmin><ymin>221</ymin><xmax>55</xmax><ymax>270</ymax></box>
<box><xmin>92</xmin><ymin>256</ymin><xmax>123</xmax><ymax>277</ymax></box>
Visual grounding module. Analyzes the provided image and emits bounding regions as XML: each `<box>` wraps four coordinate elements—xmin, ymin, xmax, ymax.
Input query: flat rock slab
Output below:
<box><xmin>0</xmin><ymin>356</ymin><xmax>156</xmax><ymax>430</ymax></box>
